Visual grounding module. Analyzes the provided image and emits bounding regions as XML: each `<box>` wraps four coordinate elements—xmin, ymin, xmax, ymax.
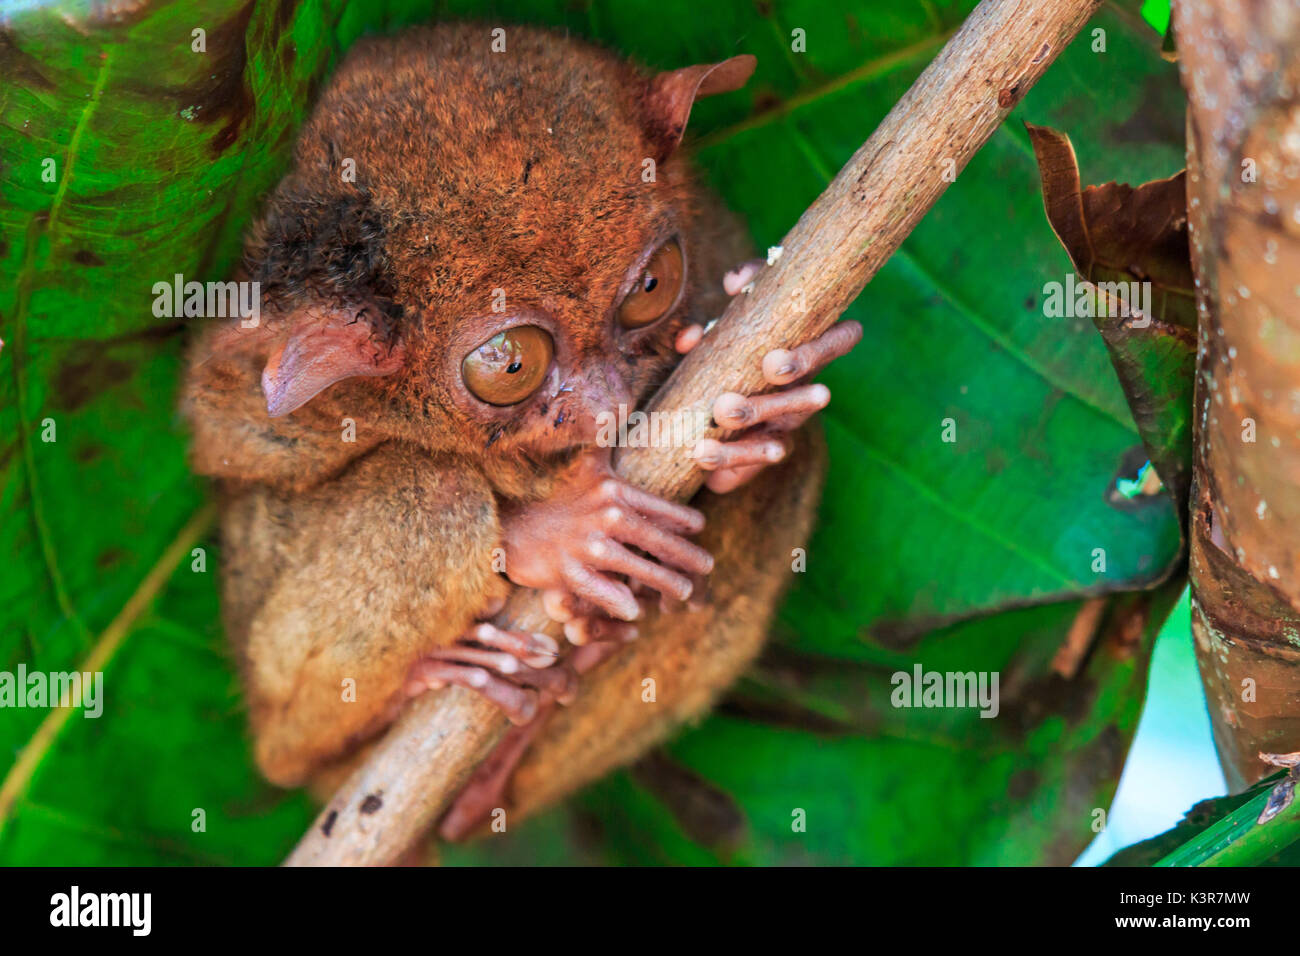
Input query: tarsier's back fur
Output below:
<box><xmin>182</xmin><ymin>22</ymin><xmax>825</xmax><ymax>836</ymax></box>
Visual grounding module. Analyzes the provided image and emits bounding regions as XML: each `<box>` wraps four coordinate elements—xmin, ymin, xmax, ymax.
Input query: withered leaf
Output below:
<box><xmin>1026</xmin><ymin>121</ymin><xmax>1195</xmax><ymax>511</ymax></box>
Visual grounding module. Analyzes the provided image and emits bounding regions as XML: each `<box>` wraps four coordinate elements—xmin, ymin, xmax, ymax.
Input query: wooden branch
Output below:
<box><xmin>284</xmin><ymin>0</ymin><xmax>1101</xmax><ymax>866</ymax></box>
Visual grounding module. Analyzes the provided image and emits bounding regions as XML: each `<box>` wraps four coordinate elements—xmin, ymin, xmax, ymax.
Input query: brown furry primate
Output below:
<box><xmin>181</xmin><ymin>23</ymin><xmax>860</xmax><ymax>841</ymax></box>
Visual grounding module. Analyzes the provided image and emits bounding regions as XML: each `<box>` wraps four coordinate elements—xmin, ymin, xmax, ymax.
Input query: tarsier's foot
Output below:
<box><xmin>443</xmin><ymin>447</ymin><xmax>712</xmax><ymax>838</ymax></box>
<box><xmin>404</xmin><ymin>622</ymin><xmax>576</xmax><ymax>725</ymax></box>
<box><xmin>437</xmin><ymin>639</ymin><xmax>623</xmax><ymax>841</ymax></box>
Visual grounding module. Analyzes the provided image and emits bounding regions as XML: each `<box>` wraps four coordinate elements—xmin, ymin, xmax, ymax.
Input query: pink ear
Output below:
<box><xmin>644</xmin><ymin>55</ymin><xmax>756</xmax><ymax>161</ymax></box>
<box><xmin>262</xmin><ymin>309</ymin><xmax>405</xmax><ymax>417</ymax></box>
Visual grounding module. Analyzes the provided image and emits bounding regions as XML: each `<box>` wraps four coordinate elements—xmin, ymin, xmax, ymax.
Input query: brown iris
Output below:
<box><xmin>462</xmin><ymin>326</ymin><xmax>554</xmax><ymax>406</ymax></box>
<box><xmin>617</xmin><ymin>239</ymin><xmax>685</xmax><ymax>329</ymax></box>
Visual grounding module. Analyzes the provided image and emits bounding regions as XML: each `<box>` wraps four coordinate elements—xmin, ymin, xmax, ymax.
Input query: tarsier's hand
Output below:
<box><xmin>675</xmin><ymin>259</ymin><xmax>863</xmax><ymax>494</ymax></box>
<box><xmin>500</xmin><ymin>447</ymin><xmax>714</xmax><ymax>626</ymax></box>
<box><xmin>504</xmin><ymin>262</ymin><xmax>860</xmax><ymax>655</ymax></box>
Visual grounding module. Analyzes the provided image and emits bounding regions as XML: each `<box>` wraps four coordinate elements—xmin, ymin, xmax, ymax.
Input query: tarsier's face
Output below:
<box><xmin>449</xmin><ymin>235</ymin><xmax>688</xmax><ymax>448</ymax></box>
<box><xmin>244</xmin><ymin>25</ymin><xmax>746</xmax><ymax>463</ymax></box>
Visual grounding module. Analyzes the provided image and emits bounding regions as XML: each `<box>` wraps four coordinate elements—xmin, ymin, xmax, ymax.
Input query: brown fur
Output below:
<box><xmin>181</xmin><ymin>23</ymin><xmax>822</xmax><ymax>811</ymax></box>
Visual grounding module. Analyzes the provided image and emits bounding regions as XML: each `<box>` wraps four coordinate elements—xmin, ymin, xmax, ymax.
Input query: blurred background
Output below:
<box><xmin>1076</xmin><ymin>589</ymin><xmax>1226</xmax><ymax>865</ymax></box>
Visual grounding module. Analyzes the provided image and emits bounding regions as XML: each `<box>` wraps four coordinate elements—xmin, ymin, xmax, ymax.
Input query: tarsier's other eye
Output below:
<box><xmin>618</xmin><ymin>239</ymin><xmax>685</xmax><ymax>329</ymax></box>
<box><xmin>462</xmin><ymin>325</ymin><xmax>554</xmax><ymax>406</ymax></box>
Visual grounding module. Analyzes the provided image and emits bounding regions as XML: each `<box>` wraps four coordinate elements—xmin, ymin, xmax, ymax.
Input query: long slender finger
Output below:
<box><xmin>407</xmin><ymin>662</ymin><xmax>538</xmax><ymax>725</ymax></box>
<box><xmin>704</xmin><ymin>463</ymin><xmax>766</xmax><ymax>494</ymax></box>
<box><xmin>563</xmin><ymin>616</ymin><xmax>639</xmax><ymax>647</ymax></box>
<box><xmin>713</xmin><ymin>383</ymin><xmax>830</xmax><ymax>432</ymax></box>
<box><xmin>465</xmin><ymin>623</ymin><xmax>559</xmax><ymax>668</ymax></box>
<box><xmin>762</xmin><ymin>320</ymin><xmax>863</xmax><ymax>386</ymax></box>
<box><xmin>427</xmin><ymin>642</ymin><xmax>573</xmax><ymax>699</ymax></box>
<box><xmin>723</xmin><ymin>258</ymin><xmax>766</xmax><ymax>296</ymax></box>
<box><xmin>693</xmin><ymin>433</ymin><xmax>791</xmax><ymax>472</ymax></box>
<box><xmin>426</xmin><ymin>644</ymin><xmax>533</xmax><ymax>677</ymax></box>
<box><xmin>675</xmin><ymin>323</ymin><xmax>704</xmax><ymax>354</ymax></box>
<box><xmin>587</xmin><ymin>537</ymin><xmax>694</xmax><ymax>602</ymax></box>
<box><xmin>607</xmin><ymin>509</ymin><xmax>714</xmax><ymax>576</ymax></box>
<box><xmin>561</xmin><ymin>560</ymin><xmax>640</xmax><ymax>623</ymax></box>
<box><xmin>600</xmin><ymin>481</ymin><xmax>705</xmax><ymax>535</ymax></box>
<box><xmin>506</xmin><ymin>661</ymin><xmax>579</xmax><ymax>703</ymax></box>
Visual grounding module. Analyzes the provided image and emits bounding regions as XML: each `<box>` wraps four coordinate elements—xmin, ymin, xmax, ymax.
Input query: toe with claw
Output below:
<box><xmin>436</xmin><ymin>616</ymin><xmax>630</xmax><ymax>842</ymax></box>
<box><xmin>405</xmin><ymin>622</ymin><xmax>576</xmax><ymax>725</ymax></box>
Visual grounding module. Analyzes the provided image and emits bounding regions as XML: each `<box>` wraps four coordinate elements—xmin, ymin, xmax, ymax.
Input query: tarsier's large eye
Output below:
<box><xmin>462</xmin><ymin>326</ymin><xmax>554</xmax><ymax>406</ymax></box>
<box><xmin>617</xmin><ymin>239</ymin><xmax>685</xmax><ymax>329</ymax></box>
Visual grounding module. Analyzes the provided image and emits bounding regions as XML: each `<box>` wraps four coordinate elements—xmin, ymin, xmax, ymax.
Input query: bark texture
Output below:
<box><xmin>1175</xmin><ymin>0</ymin><xmax>1300</xmax><ymax>789</ymax></box>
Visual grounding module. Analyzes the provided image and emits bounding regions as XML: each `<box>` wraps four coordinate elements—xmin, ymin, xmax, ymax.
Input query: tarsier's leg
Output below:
<box><xmin>218</xmin><ymin>441</ymin><xmax>523</xmax><ymax>787</ymax></box>
<box><xmin>445</xmin><ymin>424</ymin><xmax>826</xmax><ymax>836</ymax></box>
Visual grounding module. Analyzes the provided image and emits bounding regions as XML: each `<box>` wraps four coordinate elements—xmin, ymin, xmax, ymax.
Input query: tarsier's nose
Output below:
<box><xmin>559</xmin><ymin>363</ymin><xmax>634</xmax><ymax>439</ymax></box>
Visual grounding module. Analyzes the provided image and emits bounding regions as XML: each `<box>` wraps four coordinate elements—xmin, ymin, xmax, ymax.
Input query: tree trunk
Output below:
<box><xmin>1175</xmin><ymin>0</ymin><xmax>1300</xmax><ymax>790</ymax></box>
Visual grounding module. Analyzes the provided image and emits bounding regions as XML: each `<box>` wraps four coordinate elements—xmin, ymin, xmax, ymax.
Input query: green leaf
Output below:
<box><xmin>1141</xmin><ymin>0</ymin><xmax>1172</xmax><ymax>37</ymax></box>
<box><xmin>1</xmin><ymin>0</ymin><xmax>342</xmax><ymax>864</ymax></box>
<box><xmin>1103</xmin><ymin>776</ymin><xmax>1269</xmax><ymax>866</ymax></box>
<box><xmin>719</xmin><ymin>7</ymin><xmax>1187</xmax><ymax>655</ymax></box>
<box><xmin>1104</xmin><ymin>770</ymin><xmax>1300</xmax><ymax>867</ymax></box>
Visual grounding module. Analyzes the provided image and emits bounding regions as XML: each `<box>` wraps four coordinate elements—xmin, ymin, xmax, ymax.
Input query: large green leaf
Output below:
<box><xmin>445</xmin><ymin>584</ymin><xmax>1182</xmax><ymax>866</ymax></box>
<box><xmin>756</xmin><ymin>10</ymin><xmax>1185</xmax><ymax>652</ymax></box>
<box><xmin>2</xmin><ymin>0</ymin><xmax>1185</xmax><ymax>865</ymax></box>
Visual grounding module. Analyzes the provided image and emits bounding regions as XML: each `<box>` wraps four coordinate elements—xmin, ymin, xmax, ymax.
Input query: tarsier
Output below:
<box><xmin>182</xmin><ymin>23</ymin><xmax>860</xmax><ymax>842</ymax></box>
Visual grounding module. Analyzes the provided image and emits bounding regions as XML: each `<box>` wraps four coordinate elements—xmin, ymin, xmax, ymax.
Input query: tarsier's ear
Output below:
<box><xmin>262</xmin><ymin>307</ymin><xmax>405</xmax><ymax>417</ymax></box>
<box><xmin>643</xmin><ymin>54</ymin><xmax>756</xmax><ymax>162</ymax></box>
